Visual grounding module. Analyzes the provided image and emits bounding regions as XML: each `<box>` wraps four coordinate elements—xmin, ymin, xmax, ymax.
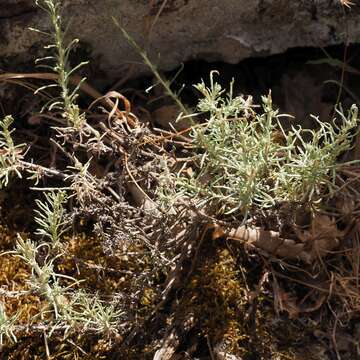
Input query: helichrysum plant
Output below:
<box><xmin>165</xmin><ymin>72</ymin><xmax>359</xmax><ymax>219</ymax></box>
<box><xmin>34</xmin><ymin>191</ymin><xmax>69</xmax><ymax>248</ymax></box>
<box><xmin>0</xmin><ymin>302</ymin><xmax>18</xmax><ymax>347</ymax></box>
<box><xmin>2</xmin><ymin>190</ymin><xmax>122</xmax><ymax>341</ymax></box>
<box><xmin>0</xmin><ymin>116</ymin><xmax>24</xmax><ymax>189</ymax></box>
<box><xmin>31</xmin><ymin>0</ymin><xmax>88</xmax><ymax>129</ymax></box>
<box><xmin>274</xmin><ymin>106</ymin><xmax>359</xmax><ymax>202</ymax></box>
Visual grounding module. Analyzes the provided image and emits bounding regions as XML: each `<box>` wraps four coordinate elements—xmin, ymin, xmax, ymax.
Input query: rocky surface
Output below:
<box><xmin>1</xmin><ymin>0</ymin><xmax>360</xmax><ymax>83</ymax></box>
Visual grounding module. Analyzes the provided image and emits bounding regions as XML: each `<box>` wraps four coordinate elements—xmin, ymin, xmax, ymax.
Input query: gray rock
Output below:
<box><xmin>1</xmin><ymin>0</ymin><xmax>359</xmax><ymax>83</ymax></box>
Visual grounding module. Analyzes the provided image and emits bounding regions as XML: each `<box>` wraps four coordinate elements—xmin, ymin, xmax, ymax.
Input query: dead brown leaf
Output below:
<box><xmin>215</xmin><ymin>214</ymin><xmax>342</xmax><ymax>262</ymax></box>
<box><xmin>225</xmin><ymin>225</ymin><xmax>308</xmax><ymax>261</ymax></box>
<box><xmin>296</xmin><ymin>214</ymin><xmax>342</xmax><ymax>259</ymax></box>
<box><xmin>277</xmin><ymin>288</ymin><xmax>300</xmax><ymax>319</ymax></box>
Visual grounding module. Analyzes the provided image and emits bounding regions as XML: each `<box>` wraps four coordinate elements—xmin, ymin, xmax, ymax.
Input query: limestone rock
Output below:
<box><xmin>1</xmin><ymin>0</ymin><xmax>359</xmax><ymax>82</ymax></box>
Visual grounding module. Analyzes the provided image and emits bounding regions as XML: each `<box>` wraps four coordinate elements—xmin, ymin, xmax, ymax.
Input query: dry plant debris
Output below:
<box><xmin>340</xmin><ymin>0</ymin><xmax>355</xmax><ymax>8</ymax></box>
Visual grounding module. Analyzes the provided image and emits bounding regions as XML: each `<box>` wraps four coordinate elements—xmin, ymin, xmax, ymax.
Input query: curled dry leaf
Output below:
<box><xmin>335</xmin><ymin>195</ymin><xmax>355</xmax><ymax>223</ymax></box>
<box><xmin>221</xmin><ymin>225</ymin><xmax>309</xmax><ymax>262</ymax></box>
<box><xmin>273</xmin><ymin>277</ymin><xmax>327</xmax><ymax>319</ymax></box>
<box><xmin>214</xmin><ymin>214</ymin><xmax>343</xmax><ymax>262</ymax></box>
<box><xmin>275</xmin><ymin>288</ymin><xmax>300</xmax><ymax>319</ymax></box>
<box><xmin>296</xmin><ymin>214</ymin><xmax>343</xmax><ymax>259</ymax></box>
<box><xmin>0</xmin><ymin>72</ymin><xmax>136</xmax><ymax>127</ymax></box>
<box><xmin>88</xmin><ymin>90</ymin><xmax>135</xmax><ymax>126</ymax></box>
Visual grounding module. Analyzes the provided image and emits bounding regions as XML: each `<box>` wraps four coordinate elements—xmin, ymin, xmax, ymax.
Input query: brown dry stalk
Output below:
<box><xmin>0</xmin><ymin>72</ymin><xmax>134</xmax><ymax>126</ymax></box>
